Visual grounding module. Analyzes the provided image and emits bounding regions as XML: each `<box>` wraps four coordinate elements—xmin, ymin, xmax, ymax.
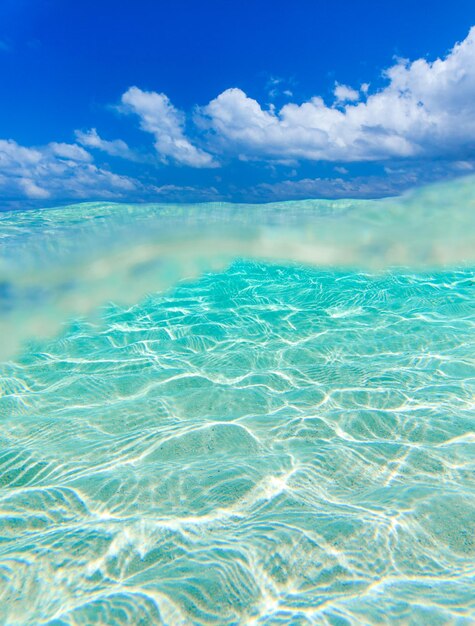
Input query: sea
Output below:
<box><xmin>0</xmin><ymin>176</ymin><xmax>474</xmax><ymax>625</ymax></box>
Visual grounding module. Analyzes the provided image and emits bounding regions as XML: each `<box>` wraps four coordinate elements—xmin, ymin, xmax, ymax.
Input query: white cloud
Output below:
<box><xmin>334</xmin><ymin>83</ymin><xmax>359</xmax><ymax>103</ymax></box>
<box><xmin>19</xmin><ymin>178</ymin><xmax>51</xmax><ymax>199</ymax></box>
<box><xmin>75</xmin><ymin>128</ymin><xmax>134</xmax><ymax>159</ymax></box>
<box><xmin>0</xmin><ymin>139</ymin><xmax>137</xmax><ymax>201</ymax></box>
<box><xmin>49</xmin><ymin>142</ymin><xmax>92</xmax><ymax>162</ymax></box>
<box><xmin>266</xmin><ymin>76</ymin><xmax>294</xmax><ymax>100</ymax></box>
<box><xmin>198</xmin><ymin>27</ymin><xmax>475</xmax><ymax>162</ymax></box>
<box><xmin>120</xmin><ymin>86</ymin><xmax>218</xmax><ymax>168</ymax></box>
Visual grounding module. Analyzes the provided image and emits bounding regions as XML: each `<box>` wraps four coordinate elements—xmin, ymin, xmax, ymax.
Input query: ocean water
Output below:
<box><xmin>0</xmin><ymin>178</ymin><xmax>474</xmax><ymax>625</ymax></box>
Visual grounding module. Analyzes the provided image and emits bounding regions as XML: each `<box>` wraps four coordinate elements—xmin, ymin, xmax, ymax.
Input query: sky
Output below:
<box><xmin>1</xmin><ymin>0</ymin><xmax>475</xmax><ymax>209</ymax></box>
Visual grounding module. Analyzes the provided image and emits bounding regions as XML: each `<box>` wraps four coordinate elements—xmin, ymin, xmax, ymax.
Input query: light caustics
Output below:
<box><xmin>0</xmin><ymin>177</ymin><xmax>474</xmax><ymax>624</ymax></box>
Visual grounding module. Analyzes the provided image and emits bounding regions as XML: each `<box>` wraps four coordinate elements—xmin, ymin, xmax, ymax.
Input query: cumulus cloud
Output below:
<box><xmin>49</xmin><ymin>142</ymin><xmax>92</xmax><ymax>162</ymax></box>
<box><xmin>19</xmin><ymin>178</ymin><xmax>51</xmax><ymax>200</ymax></box>
<box><xmin>0</xmin><ymin>139</ymin><xmax>137</xmax><ymax>202</ymax></box>
<box><xmin>334</xmin><ymin>83</ymin><xmax>359</xmax><ymax>103</ymax></box>
<box><xmin>120</xmin><ymin>87</ymin><xmax>218</xmax><ymax>167</ymax></box>
<box><xmin>75</xmin><ymin>128</ymin><xmax>134</xmax><ymax>159</ymax></box>
<box><xmin>198</xmin><ymin>27</ymin><xmax>475</xmax><ymax>162</ymax></box>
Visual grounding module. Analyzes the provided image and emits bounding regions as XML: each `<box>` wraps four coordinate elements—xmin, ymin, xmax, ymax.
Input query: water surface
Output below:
<box><xmin>1</xmin><ymin>178</ymin><xmax>474</xmax><ymax>624</ymax></box>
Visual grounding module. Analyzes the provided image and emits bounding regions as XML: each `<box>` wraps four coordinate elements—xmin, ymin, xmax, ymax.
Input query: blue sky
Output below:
<box><xmin>1</xmin><ymin>0</ymin><xmax>475</xmax><ymax>209</ymax></box>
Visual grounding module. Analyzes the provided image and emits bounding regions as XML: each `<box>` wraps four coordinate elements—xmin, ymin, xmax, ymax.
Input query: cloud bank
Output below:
<box><xmin>0</xmin><ymin>139</ymin><xmax>137</xmax><ymax>203</ymax></box>
<box><xmin>198</xmin><ymin>26</ymin><xmax>475</xmax><ymax>162</ymax></box>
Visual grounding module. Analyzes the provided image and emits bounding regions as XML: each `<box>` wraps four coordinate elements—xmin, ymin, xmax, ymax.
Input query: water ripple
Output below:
<box><xmin>0</xmin><ymin>261</ymin><xmax>474</xmax><ymax>624</ymax></box>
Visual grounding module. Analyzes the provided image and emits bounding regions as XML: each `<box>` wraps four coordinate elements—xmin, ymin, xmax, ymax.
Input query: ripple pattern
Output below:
<box><xmin>1</xmin><ymin>261</ymin><xmax>474</xmax><ymax>624</ymax></box>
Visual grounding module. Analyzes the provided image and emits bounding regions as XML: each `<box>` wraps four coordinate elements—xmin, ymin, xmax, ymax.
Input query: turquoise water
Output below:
<box><xmin>0</xmin><ymin>179</ymin><xmax>475</xmax><ymax>624</ymax></box>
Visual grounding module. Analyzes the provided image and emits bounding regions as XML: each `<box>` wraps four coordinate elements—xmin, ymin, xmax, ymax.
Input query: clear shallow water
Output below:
<box><xmin>1</xmin><ymin>179</ymin><xmax>475</xmax><ymax>624</ymax></box>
